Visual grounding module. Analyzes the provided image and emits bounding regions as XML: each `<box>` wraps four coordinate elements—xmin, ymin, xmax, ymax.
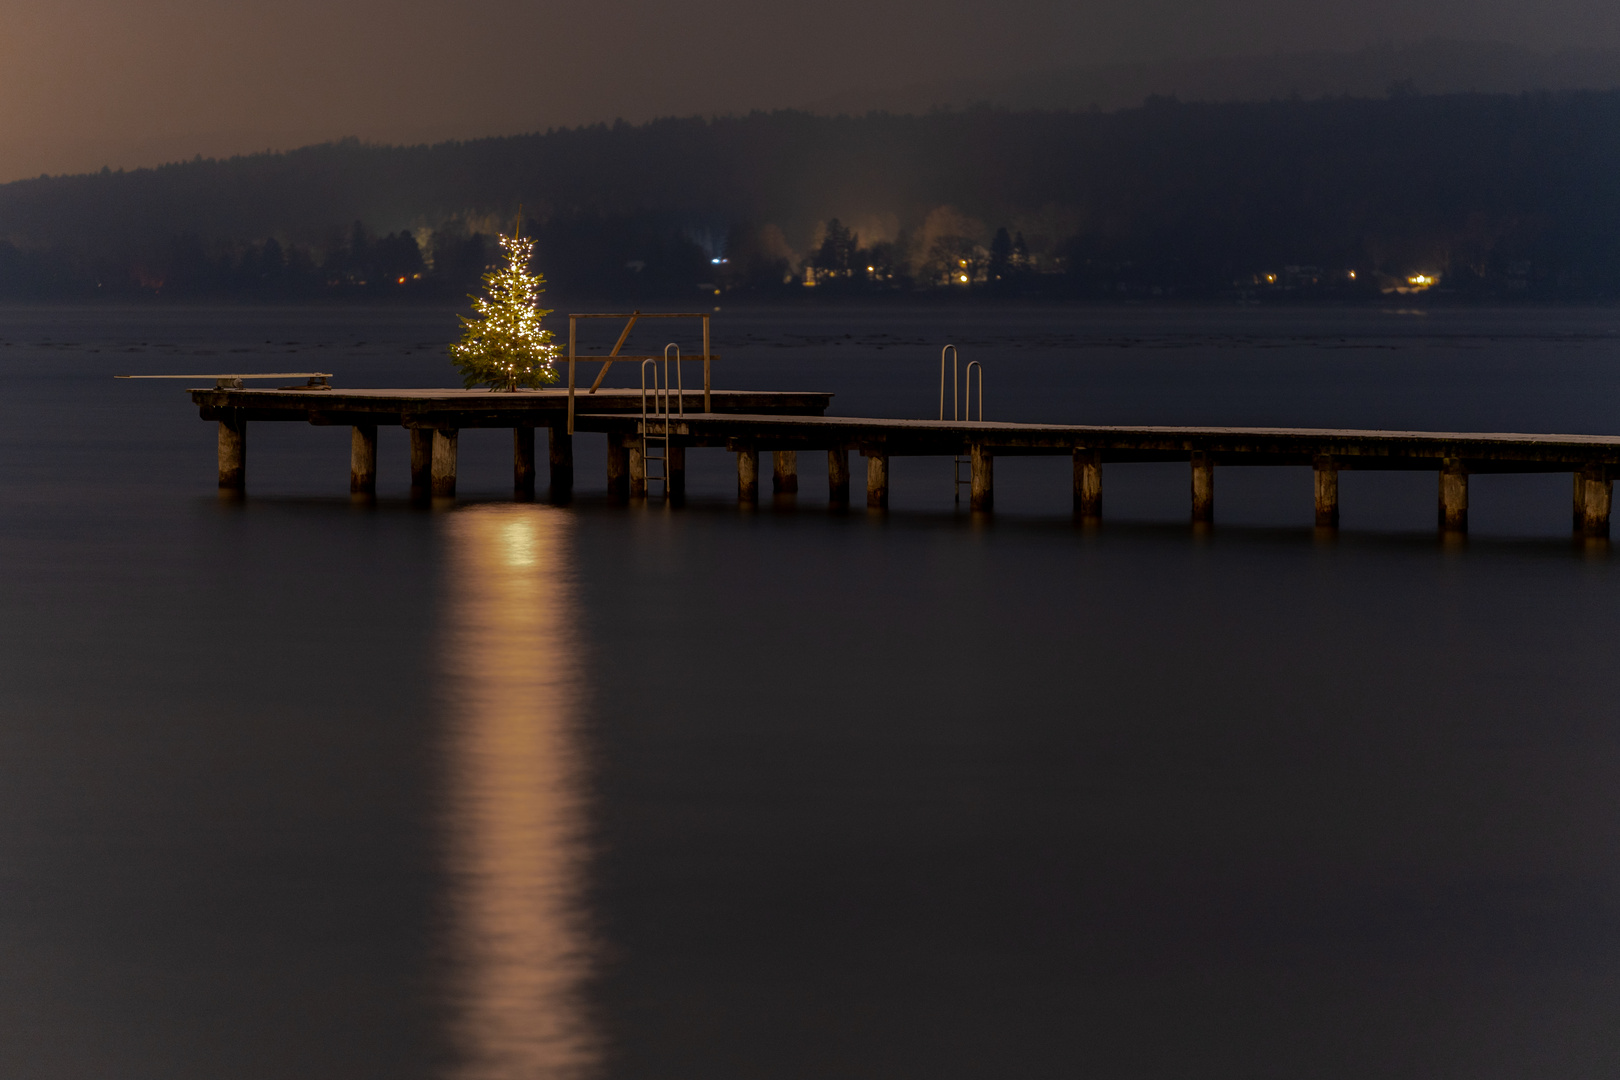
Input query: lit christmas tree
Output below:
<box><xmin>450</xmin><ymin>228</ymin><xmax>560</xmax><ymax>390</ymax></box>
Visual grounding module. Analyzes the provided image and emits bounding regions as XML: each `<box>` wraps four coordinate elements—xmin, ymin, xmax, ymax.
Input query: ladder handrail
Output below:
<box><xmin>637</xmin><ymin>346</ymin><xmax>686</xmax><ymax>498</ymax></box>
<box><xmin>939</xmin><ymin>346</ymin><xmax>985</xmax><ymax>502</ymax></box>
<box><xmin>640</xmin><ymin>358</ymin><xmax>657</xmax><ymax>428</ymax></box>
<box><xmin>641</xmin><ymin>358</ymin><xmax>669</xmax><ymax>497</ymax></box>
<box><xmin>640</xmin><ymin>358</ymin><xmax>672</xmax><ymax>437</ymax></box>
<box><xmin>665</xmin><ymin>343</ymin><xmax>685</xmax><ymax>417</ymax></box>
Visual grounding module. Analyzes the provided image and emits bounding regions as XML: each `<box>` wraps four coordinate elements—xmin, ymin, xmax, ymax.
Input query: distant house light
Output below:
<box><xmin>959</xmin><ymin>274</ymin><xmax>969</xmax><ymax>283</ymax></box>
<box><xmin>867</xmin><ymin>265</ymin><xmax>875</xmax><ymax>272</ymax></box>
<box><xmin>1385</xmin><ymin>271</ymin><xmax>1440</xmax><ymax>295</ymax></box>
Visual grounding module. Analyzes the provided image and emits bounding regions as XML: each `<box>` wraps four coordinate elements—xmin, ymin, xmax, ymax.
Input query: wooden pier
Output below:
<box><xmin>582</xmin><ymin>412</ymin><xmax>1620</xmax><ymax>537</ymax></box>
<box><xmin>188</xmin><ymin>386</ymin><xmax>831</xmax><ymax>501</ymax></box>
<box><xmin>186</xmin><ymin>385</ymin><xmax>1620</xmax><ymax>538</ymax></box>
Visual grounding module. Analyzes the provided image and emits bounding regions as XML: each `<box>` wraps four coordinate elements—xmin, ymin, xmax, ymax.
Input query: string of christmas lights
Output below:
<box><xmin>450</xmin><ymin>231</ymin><xmax>560</xmax><ymax>390</ymax></box>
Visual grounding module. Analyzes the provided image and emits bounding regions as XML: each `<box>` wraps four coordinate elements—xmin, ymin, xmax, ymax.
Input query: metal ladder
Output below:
<box><xmin>639</xmin><ymin>345</ymin><xmax>684</xmax><ymax>498</ymax></box>
<box><xmin>939</xmin><ymin>345</ymin><xmax>984</xmax><ymax>501</ymax></box>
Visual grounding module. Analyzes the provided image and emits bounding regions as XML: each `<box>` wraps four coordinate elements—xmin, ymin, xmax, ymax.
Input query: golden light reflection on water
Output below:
<box><xmin>441</xmin><ymin>505</ymin><xmax>597</xmax><ymax>1079</ymax></box>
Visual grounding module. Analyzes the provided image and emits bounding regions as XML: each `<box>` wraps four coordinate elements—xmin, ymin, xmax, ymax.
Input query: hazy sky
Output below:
<box><xmin>2</xmin><ymin>0</ymin><xmax>1617</xmax><ymax>181</ymax></box>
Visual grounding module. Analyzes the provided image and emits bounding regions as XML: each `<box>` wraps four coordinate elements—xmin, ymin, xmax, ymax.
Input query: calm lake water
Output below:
<box><xmin>3</xmin><ymin>303</ymin><xmax>1620</xmax><ymax>1078</ymax></box>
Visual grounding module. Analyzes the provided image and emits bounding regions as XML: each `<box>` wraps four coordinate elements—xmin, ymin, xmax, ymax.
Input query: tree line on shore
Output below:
<box><xmin>3</xmin><ymin>91</ymin><xmax>1620</xmax><ymax>302</ymax></box>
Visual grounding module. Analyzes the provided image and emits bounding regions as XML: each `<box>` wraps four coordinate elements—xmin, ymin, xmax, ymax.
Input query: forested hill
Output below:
<box><xmin>4</xmin><ymin>92</ymin><xmax>1620</xmax><ymax>302</ymax></box>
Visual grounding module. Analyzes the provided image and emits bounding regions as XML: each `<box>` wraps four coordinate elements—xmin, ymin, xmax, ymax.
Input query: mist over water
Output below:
<box><xmin>2</xmin><ymin>304</ymin><xmax>1620</xmax><ymax>1078</ymax></box>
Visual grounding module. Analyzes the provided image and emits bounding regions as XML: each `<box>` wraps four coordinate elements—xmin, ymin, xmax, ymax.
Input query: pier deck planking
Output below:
<box><xmin>189</xmin><ymin>387</ymin><xmax>831</xmax><ymax>427</ymax></box>
<box><xmin>578</xmin><ymin>412</ymin><xmax>1620</xmax><ymax>471</ymax></box>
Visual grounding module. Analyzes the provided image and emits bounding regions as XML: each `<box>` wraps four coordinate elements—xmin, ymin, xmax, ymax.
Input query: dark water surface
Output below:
<box><xmin>3</xmin><ymin>305</ymin><xmax>1620</xmax><ymax>1078</ymax></box>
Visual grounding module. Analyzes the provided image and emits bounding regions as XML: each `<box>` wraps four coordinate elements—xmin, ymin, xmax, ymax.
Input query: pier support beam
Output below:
<box><xmin>864</xmin><ymin>449</ymin><xmax>889</xmax><ymax>509</ymax></box>
<box><xmin>548</xmin><ymin>425</ymin><xmax>573</xmax><ymax>503</ymax></box>
<box><xmin>1574</xmin><ymin>472</ymin><xmax>1588</xmax><ymax>533</ymax></box>
<box><xmin>431</xmin><ymin>429</ymin><xmax>458</xmax><ymax>499</ymax></box>
<box><xmin>1578</xmin><ymin>463</ymin><xmax>1612</xmax><ymax>538</ymax></box>
<box><xmin>1439</xmin><ymin>458</ymin><xmax>1468</xmax><ymax>534</ymax></box>
<box><xmin>350</xmin><ymin>423</ymin><xmax>377</xmax><ymax>496</ymax></box>
<box><xmin>773</xmin><ymin>450</ymin><xmax>798</xmax><ymax>496</ymax></box>
<box><xmin>514</xmin><ymin>425</ymin><xmax>535</xmax><ymax>500</ymax></box>
<box><xmin>828</xmin><ymin>449</ymin><xmax>851</xmax><ymax>507</ymax></box>
<box><xmin>970</xmin><ymin>444</ymin><xmax>994</xmax><ymax>512</ymax></box>
<box><xmin>1191</xmin><ymin>451</ymin><xmax>1215</xmax><ymax>524</ymax></box>
<box><xmin>1073</xmin><ymin>449</ymin><xmax>1102</xmax><ymax>519</ymax></box>
<box><xmin>629</xmin><ymin>440</ymin><xmax>647</xmax><ymax>498</ymax></box>
<box><xmin>668</xmin><ymin>443</ymin><xmax>686</xmax><ymax>502</ymax></box>
<box><xmin>217</xmin><ymin>415</ymin><xmax>246</xmax><ymax>492</ymax></box>
<box><xmin>1313</xmin><ymin>456</ymin><xmax>1338</xmax><ymax>528</ymax></box>
<box><xmin>606</xmin><ymin>434</ymin><xmax>629</xmax><ymax>502</ymax></box>
<box><xmin>737</xmin><ymin>446</ymin><xmax>759</xmax><ymax>504</ymax></box>
<box><xmin>409</xmin><ymin>428</ymin><xmax>433</xmax><ymax>500</ymax></box>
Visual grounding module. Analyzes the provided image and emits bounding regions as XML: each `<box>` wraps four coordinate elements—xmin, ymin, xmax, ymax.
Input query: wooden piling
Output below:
<box><xmin>737</xmin><ymin>446</ymin><xmax>759</xmax><ymax>503</ymax></box>
<box><xmin>605</xmin><ymin>433</ymin><xmax>629</xmax><ymax>502</ymax></box>
<box><xmin>1191</xmin><ymin>451</ymin><xmax>1214</xmax><ymax>524</ymax></box>
<box><xmin>1439</xmin><ymin>458</ymin><xmax>1468</xmax><ymax>533</ymax></box>
<box><xmin>828</xmin><ymin>449</ymin><xmax>851</xmax><ymax>506</ymax></box>
<box><xmin>773</xmin><ymin>450</ymin><xmax>799</xmax><ymax>495</ymax></box>
<box><xmin>409</xmin><ymin>428</ymin><xmax>433</xmax><ymax>499</ymax></box>
<box><xmin>431</xmin><ymin>429</ymin><xmax>458</xmax><ymax>498</ymax></box>
<box><xmin>514</xmin><ymin>425</ymin><xmax>535</xmax><ymax>500</ymax></box>
<box><xmin>217</xmin><ymin>415</ymin><xmax>246</xmax><ymax>492</ymax></box>
<box><xmin>350</xmin><ymin>423</ymin><xmax>377</xmax><ymax>496</ymax></box>
<box><xmin>548</xmin><ymin>425</ymin><xmax>573</xmax><ymax>502</ymax></box>
<box><xmin>1574</xmin><ymin>472</ymin><xmax>1587</xmax><ymax>533</ymax></box>
<box><xmin>668</xmin><ymin>443</ymin><xmax>686</xmax><ymax>501</ymax></box>
<box><xmin>1313</xmin><ymin>456</ymin><xmax>1338</xmax><ymax>528</ymax></box>
<box><xmin>1579</xmin><ymin>463</ymin><xmax>1612</xmax><ymax>538</ymax></box>
<box><xmin>1073</xmin><ymin>449</ymin><xmax>1102</xmax><ymax>519</ymax></box>
<box><xmin>865</xmin><ymin>450</ymin><xmax>889</xmax><ymax>509</ymax></box>
<box><xmin>970</xmin><ymin>444</ymin><xmax>993</xmax><ymax>512</ymax></box>
<box><xmin>629</xmin><ymin>441</ymin><xmax>647</xmax><ymax>498</ymax></box>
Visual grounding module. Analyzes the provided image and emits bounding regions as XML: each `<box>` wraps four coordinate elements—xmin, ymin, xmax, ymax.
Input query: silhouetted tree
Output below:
<box><xmin>431</xmin><ymin>229</ymin><xmax>493</xmax><ymax>292</ymax></box>
<box><xmin>988</xmin><ymin>227</ymin><xmax>1012</xmax><ymax>282</ymax></box>
<box><xmin>372</xmin><ymin>231</ymin><xmax>425</xmax><ymax>286</ymax></box>
<box><xmin>813</xmin><ymin>218</ymin><xmax>859</xmax><ymax>278</ymax></box>
<box><xmin>721</xmin><ymin>222</ymin><xmax>797</xmax><ymax>293</ymax></box>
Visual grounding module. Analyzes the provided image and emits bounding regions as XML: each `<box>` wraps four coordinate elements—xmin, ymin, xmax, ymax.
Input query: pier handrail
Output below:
<box><xmin>587</xmin><ymin>311</ymin><xmax>640</xmax><ymax>393</ymax></box>
<box><xmin>939</xmin><ymin>345</ymin><xmax>959</xmax><ymax>420</ymax></box>
<box><xmin>965</xmin><ymin>361</ymin><xmax>984</xmax><ymax>422</ymax></box>
<box><xmin>569</xmin><ymin>311</ymin><xmax>712</xmax><ymax>434</ymax></box>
